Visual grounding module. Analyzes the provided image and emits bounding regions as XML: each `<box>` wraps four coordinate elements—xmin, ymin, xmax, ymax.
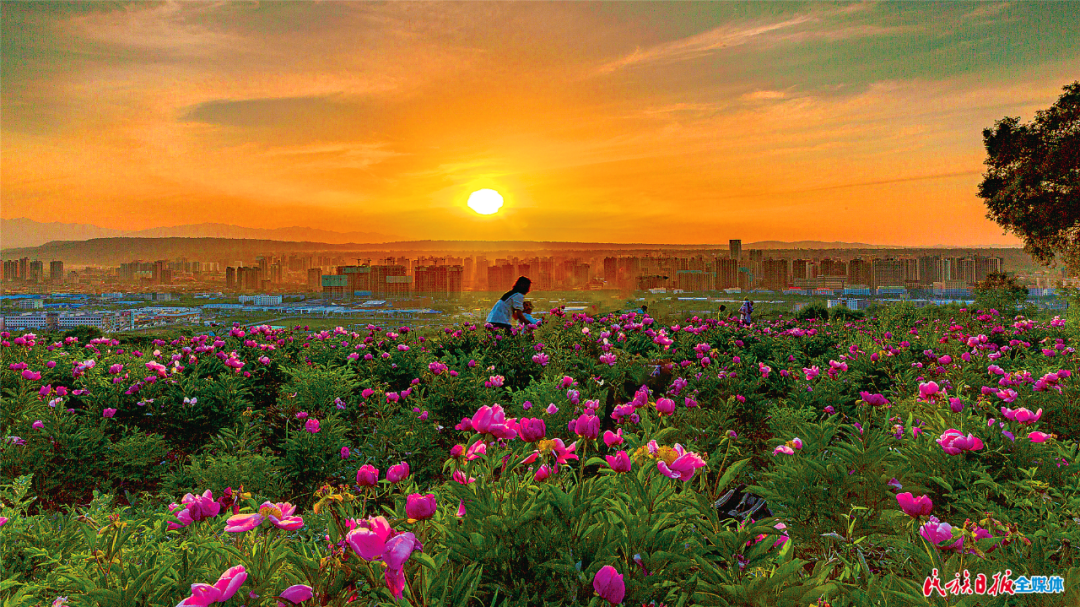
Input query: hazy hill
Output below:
<box><xmin>0</xmin><ymin>218</ymin><xmax>393</xmax><ymax>250</ymax></box>
<box><xmin>0</xmin><ymin>218</ymin><xmax>125</xmax><ymax>249</ymax></box>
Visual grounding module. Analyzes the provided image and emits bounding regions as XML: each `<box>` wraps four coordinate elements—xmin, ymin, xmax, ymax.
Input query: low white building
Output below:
<box><xmin>239</xmin><ymin>295</ymin><xmax>283</xmax><ymax>306</ymax></box>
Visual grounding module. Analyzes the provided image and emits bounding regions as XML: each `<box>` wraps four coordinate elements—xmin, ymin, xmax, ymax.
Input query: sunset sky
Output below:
<box><xmin>3</xmin><ymin>2</ymin><xmax>1077</xmax><ymax>246</ymax></box>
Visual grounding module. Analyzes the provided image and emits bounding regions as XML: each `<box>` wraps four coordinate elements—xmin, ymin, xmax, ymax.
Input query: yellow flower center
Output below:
<box><xmin>260</xmin><ymin>505</ymin><xmax>283</xmax><ymax>519</ymax></box>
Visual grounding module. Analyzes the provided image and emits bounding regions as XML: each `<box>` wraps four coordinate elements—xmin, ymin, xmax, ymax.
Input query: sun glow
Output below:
<box><xmin>467</xmin><ymin>189</ymin><xmax>504</xmax><ymax>215</ymax></box>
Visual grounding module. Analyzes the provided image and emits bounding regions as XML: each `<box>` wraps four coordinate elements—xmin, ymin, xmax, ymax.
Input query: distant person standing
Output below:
<box><xmin>739</xmin><ymin>298</ymin><xmax>754</xmax><ymax>325</ymax></box>
<box><xmin>486</xmin><ymin>276</ymin><xmax>531</xmax><ymax>332</ymax></box>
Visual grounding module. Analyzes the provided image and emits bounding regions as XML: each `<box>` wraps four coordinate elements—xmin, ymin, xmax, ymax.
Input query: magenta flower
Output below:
<box><xmin>603</xmin><ymin>429</ymin><xmax>624</xmax><ymax>448</ymax></box>
<box><xmin>599</xmin><ymin>353</ymin><xmax>617</xmax><ymax>366</ymax></box>
<box><xmin>356</xmin><ymin>464</ymin><xmax>380</xmax><ymax>487</ymax></box>
<box><xmin>21</xmin><ymin>370</ymin><xmax>41</xmax><ymax>381</ymax></box>
<box><xmin>919</xmin><ymin>517</ymin><xmax>955</xmax><ymax>548</ymax></box>
<box><xmin>304</xmin><ymin>419</ymin><xmax>320</xmax><ymax>433</ymax></box>
<box><xmin>855</xmin><ymin>393</ymin><xmax>889</xmax><ymax>406</ymax></box>
<box><xmin>654</xmin><ymin>398</ymin><xmax>675</xmax><ymax>416</ymax></box>
<box><xmin>533</xmin><ymin>464</ymin><xmax>553</xmax><ymax>482</ymax></box>
<box><xmin>177</xmin><ymin>565</ymin><xmax>247</xmax><ymax>606</ymax></box>
<box><xmin>1029</xmin><ymin>431</ymin><xmax>1051</xmax><ymax>443</ymax></box>
<box><xmin>102</xmin><ymin>408</ymin><xmax>117</xmax><ymax>418</ymax></box>
<box><xmin>569</xmin><ymin>414</ymin><xmax>600</xmax><ymax>439</ymax></box>
<box><xmin>937</xmin><ymin>429</ymin><xmax>984</xmax><ymax>455</ymax></box>
<box><xmin>346</xmin><ymin>516</ymin><xmax>394</xmax><ymax>560</ymax></box>
<box><xmin>656</xmin><ymin>444</ymin><xmax>707</xmax><ymax>481</ymax></box>
<box><xmin>406</xmin><ymin>493</ymin><xmax>437</xmax><ymax>521</ymax></box>
<box><xmin>470</xmin><ymin>404</ymin><xmax>517</xmax><ymax>440</ymax></box>
<box><xmin>1001</xmin><ymin>406</ymin><xmax>1042</xmax><ymax>425</ymax></box>
<box><xmin>605</xmin><ymin>450</ymin><xmax>632</xmax><ymax>473</ymax></box>
<box><xmin>918</xmin><ymin>381</ymin><xmax>942</xmax><ymax>402</ymax></box>
<box><xmin>32</xmin><ymin>420</ymin><xmax>44</xmax><ymax>430</ymax></box>
<box><xmin>592</xmin><ymin>565</ymin><xmax>625</xmax><ymax>605</ymax></box>
<box><xmin>344</xmin><ymin>518</ymin><xmax>422</xmax><ymax>600</ymax></box>
<box><xmin>224</xmin><ymin>513</ymin><xmax>264</xmax><ymax>533</ymax></box>
<box><xmin>382</xmin><ymin>533</ymin><xmax>423</xmax><ymax>599</ymax></box>
<box><xmin>896</xmin><ymin>492</ymin><xmax>933</xmax><ymax>517</ymax></box>
<box><xmin>518</xmin><ymin>418</ymin><xmax>546</xmax><ymax>443</ymax></box>
<box><xmin>387</xmin><ymin>461</ymin><xmax>410</xmax><ymax>483</ymax></box>
<box><xmin>545</xmin><ymin>403</ymin><xmax>559</xmax><ymax>415</ymax></box>
<box><xmin>773</xmin><ymin>445</ymin><xmax>795</xmax><ymax>456</ymax></box>
<box><xmin>340</xmin><ymin>446</ymin><xmax>350</xmax><ymax>459</ymax></box>
<box><xmin>278</xmin><ymin>584</ymin><xmax>313</xmax><ymax>605</ymax></box>
<box><xmin>260</xmin><ymin>502</ymin><xmax>303</xmax><ymax>530</ymax></box>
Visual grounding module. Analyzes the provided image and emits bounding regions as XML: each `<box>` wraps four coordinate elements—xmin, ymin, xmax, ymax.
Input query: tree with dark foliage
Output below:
<box><xmin>978</xmin><ymin>81</ymin><xmax>1080</xmax><ymax>271</ymax></box>
<box><xmin>973</xmin><ymin>272</ymin><xmax>1028</xmax><ymax>314</ymax></box>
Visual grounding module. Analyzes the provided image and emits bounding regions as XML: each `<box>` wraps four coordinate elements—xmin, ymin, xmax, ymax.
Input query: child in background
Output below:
<box><xmin>522</xmin><ymin>301</ymin><xmax>540</xmax><ymax>325</ymax></box>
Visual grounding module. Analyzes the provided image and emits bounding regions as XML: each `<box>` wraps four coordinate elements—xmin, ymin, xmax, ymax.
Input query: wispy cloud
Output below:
<box><xmin>64</xmin><ymin>1</ymin><xmax>241</xmax><ymax>57</ymax></box>
<box><xmin>597</xmin><ymin>15</ymin><xmax>815</xmax><ymax>74</ymax></box>
<box><xmin>962</xmin><ymin>2</ymin><xmax>1014</xmax><ymax>21</ymax></box>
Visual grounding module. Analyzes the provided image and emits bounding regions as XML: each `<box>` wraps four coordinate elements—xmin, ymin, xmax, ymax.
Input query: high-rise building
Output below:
<box><xmin>28</xmin><ymin>260</ymin><xmax>44</xmax><ymax>283</ymax></box>
<box><xmin>762</xmin><ymin>259</ymin><xmax>788</xmax><ymax>291</ymax></box>
<box><xmin>729</xmin><ymin>239</ymin><xmax>742</xmax><ymax>261</ymax></box>
<box><xmin>2</xmin><ymin>260</ymin><xmax>18</xmax><ymax>281</ymax></box>
<box><xmin>848</xmin><ymin>258</ymin><xmax>872</xmax><ymax>287</ymax></box>
<box><xmin>50</xmin><ymin>261</ymin><xmax>64</xmax><ymax>285</ymax></box>
<box><xmin>226</xmin><ymin>267</ymin><xmax>237</xmax><ymax>289</ymax></box>
<box><xmin>820</xmin><ymin>258</ymin><xmax>847</xmax><ymax>277</ymax></box>
<box><xmin>791</xmin><ymin>259</ymin><xmax>810</xmax><ymax>281</ymax></box>
<box><xmin>872</xmin><ymin>258</ymin><xmax>904</xmax><ymax>289</ymax></box>
<box><xmin>918</xmin><ymin>256</ymin><xmax>945</xmax><ymax>285</ymax></box>
<box><xmin>716</xmin><ymin>258</ymin><xmax>739</xmax><ymax>289</ymax></box>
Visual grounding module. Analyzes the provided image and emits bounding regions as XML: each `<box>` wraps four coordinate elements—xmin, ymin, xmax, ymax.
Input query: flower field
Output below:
<box><xmin>1</xmin><ymin>306</ymin><xmax>1079</xmax><ymax>606</ymax></box>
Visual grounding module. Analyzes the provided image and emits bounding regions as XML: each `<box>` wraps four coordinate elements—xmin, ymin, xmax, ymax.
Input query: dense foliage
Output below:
<box><xmin>1</xmin><ymin>306</ymin><xmax>1078</xmax><ymax>606</ymax></box>
<box><xmin>979</xmin><ymin>80</ymin><xmax>1080</xmax><ymax>271</ymax></box>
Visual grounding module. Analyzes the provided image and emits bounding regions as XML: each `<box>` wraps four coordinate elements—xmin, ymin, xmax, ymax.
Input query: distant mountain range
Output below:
<box><xmin>0</xmin><ymin>218</ymin><xmax>394</xmax><ymax>250</ymax></box>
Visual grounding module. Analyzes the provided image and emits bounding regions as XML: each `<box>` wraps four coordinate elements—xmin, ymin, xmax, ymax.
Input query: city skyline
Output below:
<box><xmin>3</xmin><ymin>2</ymin><xmax>1078</xmax><ymax>245</ymax></box>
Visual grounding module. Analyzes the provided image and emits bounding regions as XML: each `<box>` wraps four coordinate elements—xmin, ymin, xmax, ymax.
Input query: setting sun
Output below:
<box><xmin>467</xmin><ymin>189</ymin><xmax>504</xmax><ymax>215</ymax></box>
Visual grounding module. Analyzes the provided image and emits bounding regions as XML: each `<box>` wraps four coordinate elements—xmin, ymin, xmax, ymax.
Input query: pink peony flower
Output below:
<box><xmin>405</xmin><ymin>493</ymin><xmax>437</xmax><ymax>521</ymax></box>
<box><xmin>592</xmin><ymin>565</ymin><xmax>625</xmax><ymax>605</ymax></box>
<box><xmin>224</xmin><ymin>513</ymin><xmax>264</xmax><ymax>533</ymax></box>
<box><xmin>356</xmin><ymin>464</ymin><xmax>379</xmax><ymax>487</ymax></box>
<box><xmin>304</xmin><ymin>419</ymin><xmax>320</xmax><ymax>433</ymax></box>
<box><xmin>605</xmin><ymin>450</ymin><xmax>631</xmax><ymax>473</ymax></box>
<box><xmin>569</xmin><ymin>413</ymin><xmax>600</xmax><ymax>439</ymax></box>
<box><xmin>937</xmin><ymin>429</ymin><xmax>984</xmax><ymax>455</ymax></box>
<box><xmin>386</xmin><ymin>462</ymin><xmax>410</xmax><ymax>483</ymax></box>
<box><xmin>896</xmin><ymin>492</ymin><xmax>933</xmax><ymax>517</ymax></box>
<box><xmin>603</xmin><ymin>429</ymin><xmax>624</xmax><ymax>448</ymax></box>
<box><xmin>656</xmin><ymin>444</ymin><xmax>707</xmax><ymax>481</ymax></box>
<box><xmin>278</xmin><ymin>584</ymin><xmax>313</xmax><ymax>605</ymax></box>
<box><xmin>919</xmin><ymin>517</ymin><xmax>955</xmax><ymax>548</ymax></box>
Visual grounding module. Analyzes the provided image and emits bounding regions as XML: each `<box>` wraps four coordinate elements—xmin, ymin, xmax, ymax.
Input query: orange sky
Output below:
<box><xmin>3</xmin><ymin>2</ymin><xmax>1077</xmax><ymax>245</ymax></box>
